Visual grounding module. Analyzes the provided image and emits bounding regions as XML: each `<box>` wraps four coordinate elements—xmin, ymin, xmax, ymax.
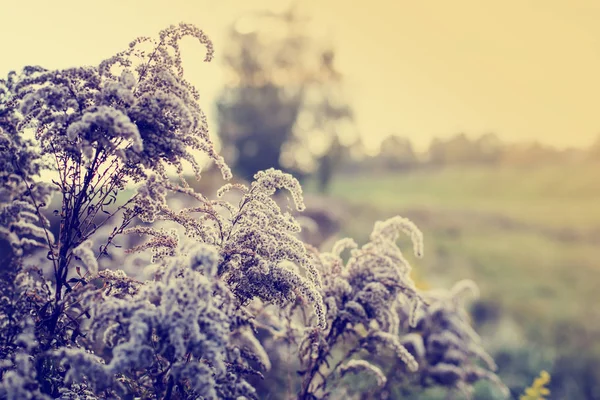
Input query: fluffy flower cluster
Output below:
<box><xmin>0</xmin><ymin>70</ymin><xmax>54</xmax><ymax>257</ymax></box>
<box><xmin>0</xmin><ymin>260</ymin><xmax>58</xmax><ymax>399</ymax></box>
<box><xmin>396</xmin><ymin>280</ymin><xmax>510</xmax><ymax>398</ymax></box>
<box><xmin>0</xmin><ymin>319</ymin><xmax>50</xmax><ymax>400</ymax></box>
<box><xmin>12</xmin><ymin>23</ymin><xmax>229</xmax><ymax>183</ymax></box>
<box><xmin>0</xmin><ymin>22</ymin><xmax>508</xmax><ymax>400</ymax></box>
<box><xmin>249</xmin><ymin>217</ymin><xmax>509</xmax><ymax>399</ymax></box>
<box><xmin>127</xmin><ymin>168</ymin><xmax>326</xmax><ymax>329</ymax></box>
<box><xmin>59</xmin><ymin>244</ymin><xmax>259</xmax><ymax>399</ymax></box>
<box><xmin>263</xmin><ymin>217</ymin><xmax>427</xmax><ymax>398</ymax></box>
<box><xmin>217</xmin><ymin>169</ymin><xmax>323</xmax><ymax>326</ymax></box>
<box><xmin>310</xmin><ymin>217</ymin><xmax>424</xmax><ymax>354</ymax></box>
<box><xmin>0</xmin><ymin>198</ymin><xmax>53</xmax><ymax>257</ymax></box>
<box><xmin>339</xmin><ymin>359</ymin><xmax>387</xmax><ymax>388</ymax></box>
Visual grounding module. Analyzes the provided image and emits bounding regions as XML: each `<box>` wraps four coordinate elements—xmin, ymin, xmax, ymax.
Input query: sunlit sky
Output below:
<box><xmin>3</xmin><ymin>0</ymin><xmax>600</xmax><ymax>152</ymax></box>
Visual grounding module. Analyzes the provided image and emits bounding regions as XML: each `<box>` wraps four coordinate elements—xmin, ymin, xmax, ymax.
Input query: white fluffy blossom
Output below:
<box><xmin>72</xmin><ymin>239</ymin><xmax>98</xmax><ymax>276</ymax></box>
<box><xmin>59</xmin><ymin>244</ymin><xmax>260</xmax><ymax>399</ymax></box>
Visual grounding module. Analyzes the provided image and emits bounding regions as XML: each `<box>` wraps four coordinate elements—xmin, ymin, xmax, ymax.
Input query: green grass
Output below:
<box><xmin>324</xmin><ymin>164</ymin><xmax>600</xmax><ymax>234</ymax></box>
<box><xmin>309</xmin><ymin>164</ymin><xmax>600</xmax><ymax>354</ymax></box>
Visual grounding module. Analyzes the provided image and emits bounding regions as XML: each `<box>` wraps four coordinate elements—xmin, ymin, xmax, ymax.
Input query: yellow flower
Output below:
<box><xmin>520</xmin><ymin>370</ymin><xmax>551</xmax><ymax>400</ymax></box>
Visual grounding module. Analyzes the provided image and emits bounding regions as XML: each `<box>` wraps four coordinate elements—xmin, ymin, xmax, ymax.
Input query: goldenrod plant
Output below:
<box><xmin>520</xmin><ymin>370</ymin><xmax>551</xmax><ymax>400</ymax></box>
<box><xmin>0</xmin><ymin>23</ymin><xmax>507</xmax><ymax>399</ymax></box>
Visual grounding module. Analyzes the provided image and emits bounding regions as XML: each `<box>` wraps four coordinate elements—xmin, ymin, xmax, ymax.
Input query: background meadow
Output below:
<box><xmin>304</xmin><ymin>162</ymin><xmax>600</xmax><ymax>398</ymax></box>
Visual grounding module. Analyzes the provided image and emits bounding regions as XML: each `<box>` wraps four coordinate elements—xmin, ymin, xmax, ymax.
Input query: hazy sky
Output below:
<box><xmin>2</xmin><ymin>0</ymin><xmax>600</xmax><ymax>151</ymax></box>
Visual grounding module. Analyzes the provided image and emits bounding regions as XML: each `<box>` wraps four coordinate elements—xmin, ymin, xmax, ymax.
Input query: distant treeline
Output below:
<box><xmin>340</xmin><ymin>132</ymin><xmax>600</xmax><ymax>173</ymax></box>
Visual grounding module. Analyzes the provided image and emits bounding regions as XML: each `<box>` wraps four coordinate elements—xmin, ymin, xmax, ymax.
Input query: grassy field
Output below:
<box><xmin>307</xmin><ymin>164</ymin><xmax>600</xmax><ymax>397</ymax></box>
<box><xmin>326</xmin><ymin>164</ymin><xmax>600</xmax><ymax>233</ymax></box>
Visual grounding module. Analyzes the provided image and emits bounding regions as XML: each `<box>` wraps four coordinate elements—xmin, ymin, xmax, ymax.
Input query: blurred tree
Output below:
<box><xmin>427</xmin><ymin>133</ymin><xmax>503</xmax><ymax>166</ymax></box>
<box><xmin>587</xmin><ymin>133</ymin><xmax>600</xmax><ymax>163</ymax></box>
<box><xmin>377</xmin><ymin>135</ymin><xmax>417</xmax><ymax>170</ymax></box>
<box><xmin>442</xmin><ymin>133</ymin><xmax>477</xmax><ymax>164</ymax></box>
<box><xmin>216</xmin><ymin>6</ymin><xmax>354</xmax><ymax>189</ymax></box>
<box><xmin>474</xmin><ymin>132</ymin><xmax>503</xmax><ymax>164</ymax></box>
<box><xmin>335</xmin><ymin>137</ymin><xmax>369</xmax><ymax>175</ymax></box>
<box><xmin>500</xmin><ymin>141</ymin><xmax>560</xmax><ymax>166</ymax></box>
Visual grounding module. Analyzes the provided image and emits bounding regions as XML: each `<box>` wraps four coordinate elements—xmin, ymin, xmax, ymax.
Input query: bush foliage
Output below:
<box><xmin>0</xmin><ymin>24</ymin><xmax>508</xmax><ymax>399</ymax></box>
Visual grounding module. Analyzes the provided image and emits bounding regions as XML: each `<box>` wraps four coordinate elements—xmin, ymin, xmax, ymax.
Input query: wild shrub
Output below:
<box><xmin>0</xmin><ymin>23</ymin><xmax>507</xmax><ymax>399</ymax></box>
